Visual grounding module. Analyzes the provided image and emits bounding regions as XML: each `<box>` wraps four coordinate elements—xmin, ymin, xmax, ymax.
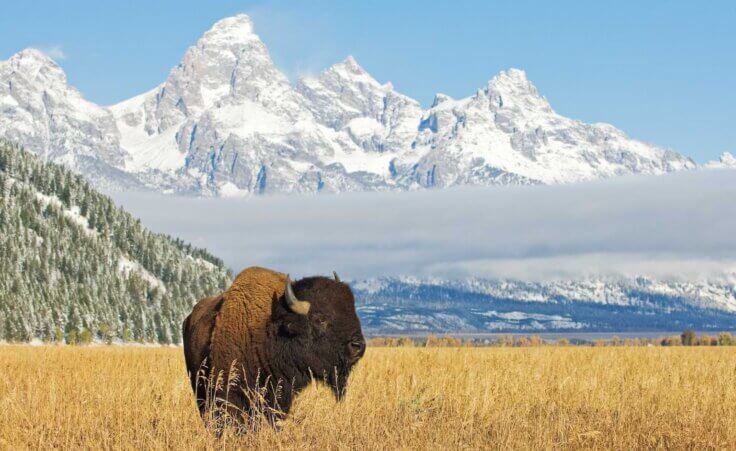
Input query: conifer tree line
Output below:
<box><xmin>0</xmin><ymin>141</ymin><xmax>232</xmax><ymax>344</ymax></box>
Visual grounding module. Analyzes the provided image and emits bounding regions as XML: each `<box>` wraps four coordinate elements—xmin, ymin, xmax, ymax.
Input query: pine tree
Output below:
<box><xmin>0</xmin><ymin>140</ymin><xmax>232</xmax><ymax>343</ymax></box>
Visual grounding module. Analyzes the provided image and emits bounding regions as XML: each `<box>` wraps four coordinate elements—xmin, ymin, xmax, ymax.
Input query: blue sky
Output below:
<box><xmin>1</xmin><ymin>0</ymin><xmax>734</xmax><ymax>162</ymax></box>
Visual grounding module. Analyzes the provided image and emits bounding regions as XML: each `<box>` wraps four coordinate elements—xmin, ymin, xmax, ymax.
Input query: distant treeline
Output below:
<box><xmin>368</xmin><ymin>330</ymin><xmax>736</xmax><ymax>347</ymax></box>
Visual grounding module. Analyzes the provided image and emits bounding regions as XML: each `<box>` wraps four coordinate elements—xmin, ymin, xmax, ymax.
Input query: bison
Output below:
<box><xmin>182</xmin><ymin>266</ymin><xmax>365</xmax><ymax>429</ymax></box>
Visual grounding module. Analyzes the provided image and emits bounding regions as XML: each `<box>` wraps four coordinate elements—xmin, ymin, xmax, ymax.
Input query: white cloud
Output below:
<box><xmin>429</xmin><ymin>254</ymin><xmax>736</xmax><ymax>283</ymax></box>
<box><xmin>37</xmin><ymin>45</ymin><xmax>66</xmax><ymax>61</ymax></box>
<box><xmin>112</xmin><ymin>168</ymin><xmax>736</xmax><ymax>282</ymax></box>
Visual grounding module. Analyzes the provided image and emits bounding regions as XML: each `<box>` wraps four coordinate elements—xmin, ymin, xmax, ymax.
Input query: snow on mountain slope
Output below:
<box><xmin>393</xmin><ymin>69</ymin><xmax>694</xmax><ymax>188</ymax></box>
<box><xmin>705</xmin><ymin>152</ymin><xmax>736</xmax><ymax>169</ymax></box>
<box><xmin>0</xmin><ymin>140</ymin><xmax>231</xmax><ymax>343</ymax></box>
<box><xmin>8</xmin><ymin>159</ymin><xmax>164</xmax><ymax>290</ymax></box>
<box><xmin>109</xmin><ymin>15</ymin><xmax>390</xmax><ymax>196</ymax></box>
<box><xmin>1</xmin><ymin>14</ymin><xmax>697</xmax><ymax>195</ymax></box>
<box><xmin>353</xmin><ymin>274</ymin><xmax>736</xmax><ymax>333</ymax></box>
<box><xmin>297</xmin><ymin>56</ymin><xmax>423</xmax><ymax>157</ymax></box>
<box><xmin>108</xmin><ymin>86</ymin><xmax>185</xmax><ymax>173</ymax></box>
<box><xmin>353</xmin><ymin>273</ymin><xmax>736</xmax><ymax>313</ymax></box>
<box><xmin>0</xmin><ymin>49</ymin><xmax>142</xmax><ymax>190</ymax></box>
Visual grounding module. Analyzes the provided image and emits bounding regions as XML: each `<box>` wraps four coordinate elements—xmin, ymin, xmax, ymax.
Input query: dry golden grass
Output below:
<box><xmin>2</xmin><ymin>345</ymin><xmax>736</xmax><ymax>450</ymax></box>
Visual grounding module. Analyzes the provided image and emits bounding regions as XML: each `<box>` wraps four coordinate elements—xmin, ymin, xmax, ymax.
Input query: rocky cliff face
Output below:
<box><xmin>0</xmin><ymin>49</ymin><xmax>142</xmax><ymax>190</ymax></box>
<box><xmin>0</xmin><ymin>14</ymin><xmax>696</xmax><ymax>196</ymax></box>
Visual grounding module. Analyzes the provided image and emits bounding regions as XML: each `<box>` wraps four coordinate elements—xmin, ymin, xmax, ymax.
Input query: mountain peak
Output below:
<box><xmin>487</xmin><ymin>68</ymin><xmax>536</xmax><ymax>93</ymax></box>
<box><xmin>328</xmin><ymin>55</ymin><xmax>376</xmax><ymax>82</ymax></box>
<box><xmin>8</xmin><ymin>48</ymin><xmax>61</xmax><ymax>70</ymax></box>
<box><xmin>300</xmin><ymin>55</ymin><xmax>387</xmax><ymax>92</ymax></box>
<box><xmin>3</xmin><ymin>48</ymin><xmax>67</xmax><ymax>84</ymax></box>
<box><xmin>720</xmin><ymin>152</ymin><xmax>736</xmax><ymax>166</ymax></box>
<box><xmin>484</xmin><ymin>68</ymin><xmax>551</xmax><ymax>112</ymax></box>
<box><xmin>341</xmin><ymin>55</ymin><xmax>364</xmax><ymax>72</ymax></box>
<box><xmin>705</xmin><ymin>152</ymin><xmax>736</xmax><ymax>169</ymax></box>
<box><xmin>431</xmin><ymin>93</ymin><xmax>453</xmax><ymax>108</ymax></box>
<box><xmin>499</xmin><ymin>68</ymin><xmax>529</xmax><ymax>81</ymax></box>
<box><xmin>200</xmin><ymin>14</ymin><xmax>259</xmax><ymax>46</ymax></box>
<box><xmin>135</xmin><ymin>13</ymin><xmax>288</xmax><ymax>132</ymax></box>
<box><xmin>13</xmin><ymin>48</ymin><xmax>57</xmax><ymax>64</ymax></box>
<box><xmin>327</xmin><ymin>56</ymin><xmax>405</xmax><ymax>95</ymax></box>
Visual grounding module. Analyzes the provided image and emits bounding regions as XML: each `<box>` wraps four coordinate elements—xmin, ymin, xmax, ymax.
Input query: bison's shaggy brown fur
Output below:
<box><xmin>183</xmin><ymin>266</ymin><xmax>365</xmax><ymax>429</ymax></box>
<box><xmin>210</xmin><ymin>267</ymin><xmax>286</xmax><ymax>382</ymax></box>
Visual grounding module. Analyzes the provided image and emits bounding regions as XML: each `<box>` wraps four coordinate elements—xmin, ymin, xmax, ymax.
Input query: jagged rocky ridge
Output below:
<box><xmin>0</xmin><ymin>140</ymin><xmax>231</xmax><ymax>343</ymax></box>
<box><xmin>0</xmin><ymin>15</ymin><xmax>696</xmax><ymax>196</ymax></box>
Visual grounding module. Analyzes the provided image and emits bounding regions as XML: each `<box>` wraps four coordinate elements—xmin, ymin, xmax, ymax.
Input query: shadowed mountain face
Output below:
<box><xmin>1</xmin><ymin>15</ymin><xmax>694</xmax><ymax>196</ymax></box>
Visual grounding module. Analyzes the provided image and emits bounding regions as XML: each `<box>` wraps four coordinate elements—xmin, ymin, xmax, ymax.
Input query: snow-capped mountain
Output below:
<box><xmin>297</xmin><ymin>56</ymin><xmax>423</xmax><ymax>159</ymax></box>
<box><xmin>109</xmin><ymin>15</ymin><xmax>391</xmax><ymax>195</ymax></box>
<box><xmin>1</xmin><ymin>14</ymin><xmax>697</xmax><ymax>196</ymax></box>
<box><xmin>394</xmin><ymin>69</ymin><xmax>694</xmax><ymax>187</ymax></box>
<box><xmin>706</xmin><ymin>152</ymin><xmax>736</xmax><ymax>169</ymax></box>
<box><xmin>0</xmin><ymin>49</ymin><xmax>142</xmax><ymax>190</ymax></box>
<box><xmin>352</xmin><ymin>274</ymin><xmax>736</xmax><ymax>333</ymax></box>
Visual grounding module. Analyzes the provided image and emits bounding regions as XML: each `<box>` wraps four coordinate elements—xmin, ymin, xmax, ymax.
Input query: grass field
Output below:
<box><xmin>2</xmin><ymin>346</ymin><xmax>736</xmax><ymax>449</ymax></box>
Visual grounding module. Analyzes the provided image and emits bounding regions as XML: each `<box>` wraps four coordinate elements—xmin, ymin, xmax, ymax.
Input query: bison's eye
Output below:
<box><xmin>348</xmin><ymin>338</ymin><xmax>366</xmax><ymax>361</ymax></box>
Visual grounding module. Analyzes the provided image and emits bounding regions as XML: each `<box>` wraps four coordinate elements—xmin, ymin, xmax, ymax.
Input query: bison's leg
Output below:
<box><xmin>182</xmin><ymin>295</ymin><xmax>224</xmax><ymax>421</ymax></box>
<box><xmin>193</xmin><ymin>363</ymin><xmax>212</xmax><ymax>417</ymax></box>
<box><xmin>218</xmin><ymin>376</ymin><xmax>295</xmax><ymax>431</ymax></box>
<box><xmin>182</xmin><ymin>314</ymin><xmax>208</xmax><ymax>416</ymax></box>
<box><xmin>260</xmin><ymin>378</ymin><xmax>294</xmax><ymax>429</ymax></box>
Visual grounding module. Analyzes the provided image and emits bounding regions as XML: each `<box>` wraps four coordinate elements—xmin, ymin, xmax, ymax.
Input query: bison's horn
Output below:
<box><xmin>333</xmin><ymin>271</ymin><xmax>341</xmax><ymax>283</ymax></box>
<box><xmin>285</xmin><ymin>275</ymin><xmax>310</xmax><ymax>315</ymax></box>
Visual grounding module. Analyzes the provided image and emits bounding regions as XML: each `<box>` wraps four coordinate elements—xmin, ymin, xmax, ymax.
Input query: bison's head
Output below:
<box><xmin>274</xmin><ymin>272</ymin><xmax>365</xmax><ymax>400</ymax></box>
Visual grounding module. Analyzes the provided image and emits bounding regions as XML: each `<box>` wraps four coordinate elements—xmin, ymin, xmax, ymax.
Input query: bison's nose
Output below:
<box><xmin>349</xmin><ymin>338</ymin><xmax>366</xmax><ymax>362</ymax></box>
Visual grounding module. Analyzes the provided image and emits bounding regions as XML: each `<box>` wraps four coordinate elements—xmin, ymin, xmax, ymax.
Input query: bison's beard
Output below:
<box><xmin>326</xmin><ymin>362</ymin><xmax>353</xmax><ymax>401</ymax></box>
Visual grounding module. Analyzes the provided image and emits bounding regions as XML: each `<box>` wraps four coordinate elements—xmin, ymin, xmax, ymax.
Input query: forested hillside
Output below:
<box><xmin>0</xmin><ymin>140</ymin><xmax>231</xmax><ymax>343</ymax></box>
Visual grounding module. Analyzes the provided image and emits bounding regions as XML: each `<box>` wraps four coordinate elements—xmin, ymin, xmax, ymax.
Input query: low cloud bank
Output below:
<box><xmin>113</xmin><ymin>169</ymin><xmax>736</xmax><ymax>282</ymax></box>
